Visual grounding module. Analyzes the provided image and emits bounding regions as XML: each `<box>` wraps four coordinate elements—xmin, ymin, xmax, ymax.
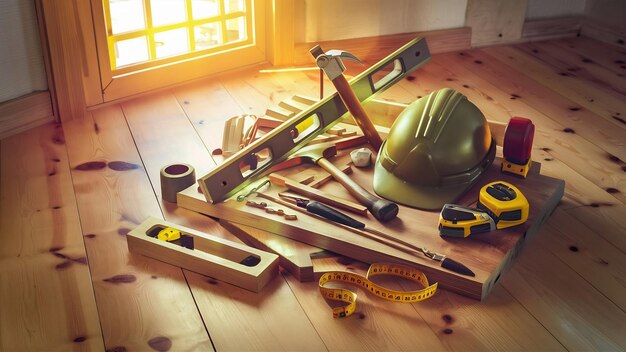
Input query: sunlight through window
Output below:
<box><xmin>105</xmin><ymin>0</ymin><xmax>250</xmax><ymax>70</ymax></box>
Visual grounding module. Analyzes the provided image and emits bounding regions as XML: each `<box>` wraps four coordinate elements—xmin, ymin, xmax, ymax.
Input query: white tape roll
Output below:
<box><xmin>160</xmin><ymin>164</ymin><xmax>196</xmax><ymax>203</ymax></box>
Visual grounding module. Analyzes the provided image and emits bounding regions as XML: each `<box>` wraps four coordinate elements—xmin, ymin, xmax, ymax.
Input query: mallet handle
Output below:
<box><xmin>316</xmin><ymin>157</ymin><xmax>398</xmax><ymax>222</ymax></box>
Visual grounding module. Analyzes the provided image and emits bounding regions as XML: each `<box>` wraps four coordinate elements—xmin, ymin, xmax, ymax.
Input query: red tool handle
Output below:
<box><xmin>503</xmin><ymin>117</ymin><xmax>535</xmax><ymax>164</ymax></box>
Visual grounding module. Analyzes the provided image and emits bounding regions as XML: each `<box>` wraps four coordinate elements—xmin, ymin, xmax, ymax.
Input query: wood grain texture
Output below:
<box><xmin>62</xmin><ymin>107</ymin><xmax>214</xmax><ymax>351</ymax></box>
<box><xmin>1</xmin><ymin>123</ymin><xmax>103</xmax><ymax>351</ymax></box>
<box><xmin>4</xmin><ymin>36</ymin><xmax>626</xmax><ymax>350</ymax></box>
<box><xmin>172</xmin><ymin>76</ymin><xmax>332</xmax><ymax>281</ymax></box>
<box><xmin>120</xmin><ymin>91</ymin><xmax>328</xmax><ymax>350</ymax></box>
<box><xmin>179</xmin><ymin>154</ymin><xmax>564</xmax><ymax>300</ymax></box>
<box><xmin>0</xmin><ymin>91</ymin><xmax>54</xmax><ymax>140</ymax></box>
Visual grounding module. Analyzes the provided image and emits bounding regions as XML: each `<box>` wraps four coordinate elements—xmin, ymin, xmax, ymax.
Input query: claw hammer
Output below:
<box><xmin>310</xmin><ymin>46</ymin><xmax>384</xmax><ymax>151</ymax></box>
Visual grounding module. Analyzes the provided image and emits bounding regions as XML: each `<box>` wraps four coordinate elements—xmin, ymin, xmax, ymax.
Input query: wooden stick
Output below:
<box><xmin>268</xmin><ymin>173</ymin><xmax>368</xmax><ymax>215</ymax></box>
<box><xmin>291</xmin><ymin>163</ymin><xmax>352</xmax><ymax>188</ymax></box>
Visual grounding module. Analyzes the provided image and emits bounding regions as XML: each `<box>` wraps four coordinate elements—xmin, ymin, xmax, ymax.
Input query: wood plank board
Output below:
<box><xmin>179</xmin><ymin>148</ymin><xmax>564</xmax><ymax>300</ymax></box>
<box><xmin>0</xmin><ymin>123</ymin><xmax>104</xmax><ymax>351</ymax></box>
<box><xmin>119</xmin><ymin>91</ymin><xmax>329</xmax><ymax>351</ymax></box>
<box><xmin>62</xmin><ymin>107</ymin><xmax>215</xmax><ymax>351</ymax></box>
<box><xmin>173</xmin><ymin>79</ymin><xmax>330</xmax><ymax>280</ymax></box>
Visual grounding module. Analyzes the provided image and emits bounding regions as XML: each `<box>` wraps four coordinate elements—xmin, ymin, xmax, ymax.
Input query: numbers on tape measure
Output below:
<box><xmin>319</xmin><ymin>263</ymin><xmax>438</xmax><ymax>318</ymax></box>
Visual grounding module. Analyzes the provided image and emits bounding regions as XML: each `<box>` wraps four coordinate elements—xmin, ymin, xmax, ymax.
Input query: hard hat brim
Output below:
<box><xmin>372</xmin><ymin>139</ymin><xmax>496</xmax><ymax>211</ymax></box>
<box><xmin>372</xmin><ymin>160</ymin><xmax>470</xmax><ymax>210</ymax></box>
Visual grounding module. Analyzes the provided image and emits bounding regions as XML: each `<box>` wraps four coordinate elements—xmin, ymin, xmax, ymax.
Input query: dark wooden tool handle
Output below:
<box><xmin>332</xmin><ymin>74</ymin><xmax>384</xmax><ymax>152</ymax></box>
<box><xmin>317</xmin><ymin>158</ymin><xmax>398</xmax><ymax>222</ymax></box>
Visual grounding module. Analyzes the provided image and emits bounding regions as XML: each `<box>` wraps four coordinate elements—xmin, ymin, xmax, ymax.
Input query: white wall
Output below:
<box><xmin>299</xmin><ymin>0</ymin><xmax>468</xmax><ymax>42</ymax></box>
<box><xmin>585</xmin><ymin>0</ymin><xmax>626</xmax><ymax>29</ymax></box>
<box><xmin>0</xmin><ymin>0</ymin><xmax>47</xmax><ymax>103</ymax></box>
<box><xmin>526</xmin><ymin>0</ymin><xmax>586</xmax><ymax>19</ymax></box>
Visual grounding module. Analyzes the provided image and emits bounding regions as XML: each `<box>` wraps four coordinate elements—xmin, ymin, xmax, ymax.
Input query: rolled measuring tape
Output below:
<box><xmin>160</xmin><ymin>163</ymin><xmax>196</xmax><ymax>203</ymax></box>
<box><xmin>319</xmin><ymin>263</ymin><xmax>437</xmax><ymax>318</ymax></box>
<box><xmin>502</xmin><ymin>117</ymin><xmax>535</xmax><ymax>178</ymax></box>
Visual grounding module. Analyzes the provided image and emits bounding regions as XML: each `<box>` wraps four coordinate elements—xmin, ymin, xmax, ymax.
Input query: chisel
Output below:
<box><xmin>273</xmin><ymin>192</ymin><xmax>475</xmax><ymax>277</ymax></box>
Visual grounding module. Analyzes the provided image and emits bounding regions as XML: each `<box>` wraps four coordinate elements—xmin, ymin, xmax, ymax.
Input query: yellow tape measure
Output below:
<box><xmin>319</xmin><ymin>263</ymin><xmax>438</xmax><ymax>318</ymax></box>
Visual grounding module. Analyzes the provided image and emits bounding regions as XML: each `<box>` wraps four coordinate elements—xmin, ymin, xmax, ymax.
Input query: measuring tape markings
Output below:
<box><xmin>319</xmin><ymin>263</ymin><xmax>438</xmax><ymax>318</ymax></box>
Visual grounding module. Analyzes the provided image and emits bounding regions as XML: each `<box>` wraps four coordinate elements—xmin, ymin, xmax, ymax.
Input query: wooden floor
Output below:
<box><xmin>2</xmin><ymin>36</ymin><xmax>625</xmax><ymax>351</ymax></box>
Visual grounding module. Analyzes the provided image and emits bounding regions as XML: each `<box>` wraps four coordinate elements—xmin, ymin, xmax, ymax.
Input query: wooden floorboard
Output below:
<box><xmin>2</xmin><ymin>36</ymin><xmax>625</xmax><ymax>351</ymax></box>
<box><xmin>0</xmin><ymin>123</ymin><xmax>104</xmax><ymax>351</ymax></box>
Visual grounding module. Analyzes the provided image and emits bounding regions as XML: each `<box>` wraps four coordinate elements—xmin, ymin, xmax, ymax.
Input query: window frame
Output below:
<box><xmin>92</xmin><ymin>0</ymin><xmax>267</xmax><ymax>101</ymax></box>
<box><xmin>37</xmin><ymin>0</ymin><xmax>294</xmax><ymax>122</ymax></box>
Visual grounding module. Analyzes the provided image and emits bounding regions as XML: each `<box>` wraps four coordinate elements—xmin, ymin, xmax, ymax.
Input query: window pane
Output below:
<box><xmin>224</xmin><ymin>0</ymin><xmax>245</xmax><ymax>13</ymax></box>
<box><xmin>154</xmin><ymin>28</ymin><xmax>189</xmax><ymax>58</ymax></box>
<box><xmin>194</xmin><ymin>23</ymin><xmax>221</xmax><ymax>50</ymax></box>
<box><xmin>192</xmin><ymin>0</ymin><xmax>219</xmax><ymax>19</ymax></box>
<box><xmin>115</xmin><ymin>36</ymin><xmax>149</xmax><ymax>67</ymax></box>
<box><xmin>225</xmin><ymin>17</ymin><xmax>246</xmax><ymax>42</ymax></box>
<box><xmin>151</xmin><ymin>0</ymin><xmax>186</xmax><ymax>27</ymax></box>
<box><xmin>109</xmin><ymin>0</ymin><xmax>145</xmax><ymax>34</ymax></box>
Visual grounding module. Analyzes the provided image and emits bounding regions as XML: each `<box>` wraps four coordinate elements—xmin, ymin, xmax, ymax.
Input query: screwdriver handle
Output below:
<box><xmin>306</xmin><ymin>201</ymin><xmax>366</xmax><ymax>229</ymax></box>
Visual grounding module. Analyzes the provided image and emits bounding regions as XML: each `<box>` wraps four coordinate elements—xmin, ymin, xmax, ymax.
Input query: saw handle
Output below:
<box><xmin>317</xmin><ymin>158</ymin><xmax>399</xmax><ymax>222</ymax></box>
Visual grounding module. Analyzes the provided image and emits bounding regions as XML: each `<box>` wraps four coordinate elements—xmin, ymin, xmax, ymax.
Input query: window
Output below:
<box><xmin>38</xmin><ymin>0</ymin><xmax>293</xmax><ymax>120</ymax></box>
<box><xmin>91</xmin><ymin>0</ymin><xmax>267</xmax><ymax>101</ymax></box>
<box><xmin>105</xmin><ymin>0</ymin><xmax>253</xmax><ymax>73</ymax></box>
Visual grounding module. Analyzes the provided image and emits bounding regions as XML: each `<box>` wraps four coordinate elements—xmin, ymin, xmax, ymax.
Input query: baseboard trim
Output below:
<box><xmin>0</xmin><ymin>91</ymin><xmax>55</xmax><ymax>140</ymax></box>
<box><xmin>580</xmin><ymin>18</ymin><xmax>626</xmax><ymax>49</ymax></box>
<box><xmin>522</xmin><ymin>16</ymin><xmax>583</xmax><ymax>41</ymax></box>
<box><xmin>293</xmin><ymin>27</ymin><xmax>471</xmax><ymax>65</ymax></box>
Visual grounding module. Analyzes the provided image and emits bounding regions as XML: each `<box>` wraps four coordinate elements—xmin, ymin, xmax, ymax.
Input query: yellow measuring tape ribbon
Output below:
<box><xmin>319</xmin><ymin>263</ymin><xmax>438</xmax><ymax>318</ymax></box>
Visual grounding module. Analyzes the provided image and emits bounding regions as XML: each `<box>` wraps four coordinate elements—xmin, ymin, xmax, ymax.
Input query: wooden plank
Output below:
<box><xmin>221</xmin><ymin>220</ymin><xmax>326</xmax><ymax>282</ymax></box>
<box><xmin>300</xmin><ymin>257</ymin><xmax>564</xmax><ymax>351</ymax></box>
<box><xmin>515</xmin><ymin>41</ymin><xmax>626</xmax><ymax>100</ymax></box>
<box><xmin>179</xmin><ymin>153</ymin><xmax>565</xmax><ymax>300</ymax></box>
<box><xmin>565</xmin><ymin>205</ymin><xmax>626</xmax><ymax>253</ymax></box>
<box><xmin>284</xmin><ymin>258</ymin><xmax>448</xmax><ymax>351</ymax></box>
<box><xmin>62</xmin><ymin>107</ymin><xmax>214</xmax><ymax>351</ymax></box>
<box><xmin>500</xmin><ymin>231</ymin><xmax>626</xmax><ymax>350</ymax></box>
<box><xmin>482</xmin><ymin>45</ymin><xmax>626</xmax><ymax>130</ymax></box>
<box><xmin>120</xmin><ymin>91</ymin><xmax>327</xmax><ymax>350</ymax></box>
<box><xmin>0</xmin><ymin>91</ymin><xmax>54</xmax><ymax>140</ymax></box>
<box><xmin>394</xmin><ymin>55</ymin><xmax>625</xmax><ymax>206</ymax></box>
<box><xmin>268</xmin><ymin>173</ymin><xmax>368</xmax><ymax>215</ymax></box>
<box><xmin>173</xmin><ymin>78</ymin><xmax>331</xmax><ymax>281</ymax></box>
<box><xmin>522</xmin><ymin>16</ymin><xmax>582</xmax><ymax>41</ymax></box>
<box><xmin>466</xmin><ymin>0</ymin><xmax>528</xmax><ymax>47</ymax></box>
<box><xmin>1</xmin><ymin>123</ymin><xmax>103</xmax><ymax>350</ymax></box>
<box><xmin>581</xmin><ymin>18</ymin><xmax>626</xmax><ymax>50</ymax></box>
<box><xmin>550</xmin><ymin>36</ymin><xmax>626</xmax><ymax>76</ymax></box>
<box><xmin>541</xmin><ymin>209</ymin><xmax>626</xmax><ymax>311</ymax></box>
<box><xmin>170</xmin><ymin>76</ymin><xmax>246</xmax><ymax>154</ymax></box>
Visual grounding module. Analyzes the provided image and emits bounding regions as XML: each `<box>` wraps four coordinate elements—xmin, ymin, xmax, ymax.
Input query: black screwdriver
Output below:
<box><xmin>277</xmin><ymin>192</ymin><xmax>475</xmax><ymax>277</ymax></box>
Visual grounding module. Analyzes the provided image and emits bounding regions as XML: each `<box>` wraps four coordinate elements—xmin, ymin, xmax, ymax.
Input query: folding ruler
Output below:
<box><xmin>198</xmin><ymin>37</ymin><xmax>431</xmax><ymax>204</ymax></box>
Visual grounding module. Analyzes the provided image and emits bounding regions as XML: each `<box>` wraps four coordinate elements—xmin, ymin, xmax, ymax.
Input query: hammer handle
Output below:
<box><xmin>316</xmin><ymin>157</ymin><xmax>398</xmax><ymax>222</ymax></box>
<box><xmin>331</xmin><ymin>74</ymin><xmax>384</xmax><ymax>151</ymax></box>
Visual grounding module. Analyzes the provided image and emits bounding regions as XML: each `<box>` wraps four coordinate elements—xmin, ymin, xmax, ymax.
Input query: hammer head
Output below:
<box><xmin>310</xmin><ymin>45</ymin><xmax>362</xmax><ymax>80</ymax></box>
<box><xmin>289</xmin><ymin>142</ymin><xmax>338</xmax><ymax>164</ymax></box>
